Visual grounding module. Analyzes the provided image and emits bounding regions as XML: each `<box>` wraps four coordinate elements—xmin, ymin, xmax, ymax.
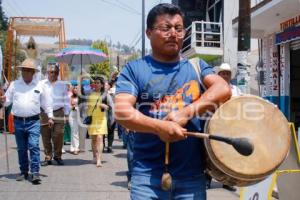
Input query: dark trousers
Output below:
<box><xmin>41</xmin><ymin>109</ymin><xmax>65</xmax><ymax>160</ymax></box>
<box><xmin>103</xmin><ymin>122</ymin><xmax>116</xmax><ymax>148</ymax></box>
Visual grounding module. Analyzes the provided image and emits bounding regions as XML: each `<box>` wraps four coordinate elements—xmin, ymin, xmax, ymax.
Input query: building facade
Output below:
<box><xmin>232</xmin><ymin>0</ymin><xmax>300</xmax><ymax>128</ymax></box>
<box><xmin>172</xmin><ymin>0</ymin><xmax>243</xmax><ymax>70</ymax></box>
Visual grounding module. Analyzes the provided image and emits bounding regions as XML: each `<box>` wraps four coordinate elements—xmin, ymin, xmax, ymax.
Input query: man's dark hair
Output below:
<box><xmin>147</xmin><ymin>3</ymin><xmax>184</xmax><ymax>29</ymax></box>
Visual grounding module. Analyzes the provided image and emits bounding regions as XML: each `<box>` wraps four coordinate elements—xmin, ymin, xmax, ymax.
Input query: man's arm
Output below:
<box><xmin>63</xmin><ymin>83</ymin><xmax>71</xmax><ymax>117</ymax></box>
<box><xmin>165</xmin><ymin>74</ymin><xmax>231</xmax><ymax>126</ymax></box>
<box><xmin>114</xmin><ymin>93</ymin><xmax>186</xmax><ymax>142</ymax></box>
<box><xmin>40</xmin><ymin>83</ymin><xmax>54</xmax><ymax>119</ymax></box>
<box><xmin>0</xmin><ymin>82</ymin><xmax>13</xmax><ymax>107</ymax></box>
<box><xmin>191</xmin><ymin>73</ymin><xmax>231</xmax><ymax>114</ymax></box>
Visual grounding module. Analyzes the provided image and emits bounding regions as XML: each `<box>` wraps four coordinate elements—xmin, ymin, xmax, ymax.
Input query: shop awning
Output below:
<box><xmin>275</xmin><ymin>26</ymin><xmax>300</xmax><ymax>45</ymax></box>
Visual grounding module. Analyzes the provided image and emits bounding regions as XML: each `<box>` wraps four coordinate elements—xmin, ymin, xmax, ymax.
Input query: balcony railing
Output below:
<box><xmin>251</xmin><ymin>0</ymin><xmax>269</xmax><ymax>7</ymax></box>
<box><xmin>181</xmin><ymin>21</ymin><xmax>223</xmax><ymax>57</ymax></box>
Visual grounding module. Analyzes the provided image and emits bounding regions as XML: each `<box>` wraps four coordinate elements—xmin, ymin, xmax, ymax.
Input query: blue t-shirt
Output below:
<box><xmin>116</xmin><ymin>55</ymin><xmax>214</xmax><ymax>179</ymax></box>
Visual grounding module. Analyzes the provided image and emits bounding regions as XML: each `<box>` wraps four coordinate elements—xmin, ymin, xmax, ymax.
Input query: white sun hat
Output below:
<box><xmin>216</xmin><ymin>63</ymin><xmax>236</xmax><ymax>79</ymax></box>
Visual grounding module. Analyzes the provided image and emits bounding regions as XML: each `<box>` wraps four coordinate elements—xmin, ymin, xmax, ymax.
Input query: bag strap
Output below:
<box><xmin>90</xmin><ymin>96</ymin><xmax>101</xmax><ymax>115</ymax></box>
<box><xmin>189</xmin><ymin>57</ymin><xmax>207</xmax><ymax>91</ymax></box>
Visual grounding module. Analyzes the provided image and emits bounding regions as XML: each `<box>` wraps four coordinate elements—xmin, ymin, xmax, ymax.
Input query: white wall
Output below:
<box><xmin>224</xmin><ymin>0</ymin><xmax>259</xmax><ymax>94</ymax></box>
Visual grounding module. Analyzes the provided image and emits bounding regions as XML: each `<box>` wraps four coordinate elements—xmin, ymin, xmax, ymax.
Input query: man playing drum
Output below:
<box><xmin>114</xmin><ymin>3</ymin><xmax>231</xmax><ymax>199</ymax></box>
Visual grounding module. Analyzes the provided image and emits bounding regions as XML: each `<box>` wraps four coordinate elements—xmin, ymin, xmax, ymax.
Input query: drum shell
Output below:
<box><xmin>204</xmin><ymin>95</ymin><xmax>290</xmax><ymax>187</ymax></box>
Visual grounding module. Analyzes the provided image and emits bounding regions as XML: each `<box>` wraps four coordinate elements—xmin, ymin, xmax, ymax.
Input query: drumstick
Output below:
<box><xmin>185</xmin><ymin>132</ymin><xmax>254</xmax><ymax>156</ymax></box>
<box><xmin>161</xmin><ymin>142</ymin><xmax>172</xmax><ymax>191</ymax></box>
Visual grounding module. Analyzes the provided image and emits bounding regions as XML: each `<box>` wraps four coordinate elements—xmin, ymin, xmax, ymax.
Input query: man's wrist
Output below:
<box><xmin>183</xmin><ymin>105</ymin><xmax>195</xmax><ymax>119</ymax></box>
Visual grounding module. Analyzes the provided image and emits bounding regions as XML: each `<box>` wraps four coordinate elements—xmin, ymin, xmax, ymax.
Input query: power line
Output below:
<box><xmin>129</xmin><ymin>30</ymin><xmax>142</xmax><ymax>47</ymax></box>
<box><xmin>4</xmin><ymin>1</ymin><xmax>22</xmax><ymax>17</ymax></box>
<box><xmin>115</xmin><ymin>0</ymin><xmax>141</xmax><ymax>14</ymax></box>
<box><xmin>10</xmin><ymin>0</ymin><xmax>26</xmax><ymax>16</ymax></box>
<box><xmin>133</xmin><ymin>34</ymin><xmax>142</xmax><ymax>48</ymax></box>
<box><xmin>98</xmin><ymin>0</ymin><xmax>141</xmax><ymax>15</ymax></box>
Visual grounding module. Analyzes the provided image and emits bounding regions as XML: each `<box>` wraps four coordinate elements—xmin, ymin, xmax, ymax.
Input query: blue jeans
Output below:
<box><xmin>117</xmin><ymin>123</ymin><xmax>123</xmax><ymax>139</ymax></box>
<box><xmin>14</xmin><ymin>118</ymin><xmax>41</xmax><ymax>174</ymax></box>
<box><xmin>130</xmin><ymin>174</ymin><xmax>206</xmax><ymax>200</ymax></box>
<box><xmin>119</xmin><ymin>125</ymin><xmax>127</xmax><ymax>147</ymax></box>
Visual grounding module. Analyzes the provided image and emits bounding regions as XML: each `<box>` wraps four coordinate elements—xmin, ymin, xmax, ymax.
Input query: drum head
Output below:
<box><xmin>205</xmin><ymin>95</ymin><xmax>290</xmax><ymax>180</ymax></box>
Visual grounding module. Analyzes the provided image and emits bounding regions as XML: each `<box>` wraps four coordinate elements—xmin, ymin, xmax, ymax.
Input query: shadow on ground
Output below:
<box><xmin>114</xmin><ymin>153</ymin><xmax>127</xmax><ymax>159</ymax></box>
<box><xmin>0</xmin><ymin>173</ymin><xmax>48</xmax><ymax>181</ymax></box>
<box><xmin>59</xmin><ymin>158</ymin><xmax>93</xmax><ymax>166</ymax></box>
<box><xmin>115</xmin><ymin>171</ymin><xmax>127</xmax><ymax>176</ymax></box>
<box><xmin>111</xmin><ymin>180</ymin><xmax>128</xmax><ymax>189</ymax></box>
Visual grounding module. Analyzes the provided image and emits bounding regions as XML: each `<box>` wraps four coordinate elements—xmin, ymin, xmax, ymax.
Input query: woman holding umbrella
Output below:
<box><xmin>87</xmin><ymin>76</ymin><xmax>109</xmax><ymax>167</ymax></box>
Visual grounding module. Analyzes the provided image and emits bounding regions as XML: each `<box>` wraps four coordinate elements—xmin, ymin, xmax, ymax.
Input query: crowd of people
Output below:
<box><xmin>0</xmin><ymin>58</ymin><xmax>130</xmax><ymax>184</ymax></box>
<box><xmin>0</xmin><ymin>3</ymin><xmax>243</xmax><ymax>199</ymax></box>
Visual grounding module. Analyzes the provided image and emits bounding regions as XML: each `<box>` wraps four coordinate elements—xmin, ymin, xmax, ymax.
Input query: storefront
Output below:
<box><xmin>260</xmin><ymin>14</ymin><xmax>300</xmax><ymax>128</ymax></box>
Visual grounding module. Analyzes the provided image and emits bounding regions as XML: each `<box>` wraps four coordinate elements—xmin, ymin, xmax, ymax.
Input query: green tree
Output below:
<box><xmin>90</xmin><ymin>41</ymin><xmax>110</xmax><ymax>78</ymax></box>
<box><xmin>0</xmin><ymin>0</ymin><xmax>8</xmax><ymax>49</ymax></box>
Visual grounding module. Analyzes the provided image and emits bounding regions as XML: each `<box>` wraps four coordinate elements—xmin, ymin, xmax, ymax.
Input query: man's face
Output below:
<box><xmin>47</xmin><ymin>67</ymin><xmax>59</xmax><ymax>82</ymax></box>
<box><xmin>21</xmin><ymin>68</ymin><xmax>35</xmax><ymax>82</ymax></box>
<box><xmin>218</xmin><ymin>70</ymin><xmax>231</xmax><ymax>83</ymax></box>
<box><xmin>146</xmin><ymin>14</ymin><xmax>185</xmax><ymax>59</ymax></box>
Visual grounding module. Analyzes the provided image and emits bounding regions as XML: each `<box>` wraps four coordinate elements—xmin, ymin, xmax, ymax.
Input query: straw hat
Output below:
<box><xmin>17</xmin><ymin>58</ymin><xmax>40</xmax><ymax>72</ymax></box>
<box><xmin>216</xmin><ymin>63</ymin><xmax>235</xmax><ymax>78</ymax></box>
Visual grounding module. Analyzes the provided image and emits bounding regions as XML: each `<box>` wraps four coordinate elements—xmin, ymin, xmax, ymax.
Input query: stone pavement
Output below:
<box><xmin>0</xmin><ymin>133</ymin><xmax>240</xmax><ymax>200</ymax></box>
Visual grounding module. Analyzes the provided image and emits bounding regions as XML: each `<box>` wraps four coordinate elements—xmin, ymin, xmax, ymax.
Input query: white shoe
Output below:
<box><xmin>62</xmin><ymin>148</ymin><xmax>66</xmax><ymax>154</ymax></box>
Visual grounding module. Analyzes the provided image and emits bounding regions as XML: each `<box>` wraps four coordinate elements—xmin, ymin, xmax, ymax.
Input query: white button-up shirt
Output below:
<box><xmin>231</xmin><ymin>84</ymin><xmax>242</xmax><ymax>97</ymax></box>
<box><xmin>41</xmin><ymin>79</ymin><xmax>70</xmax><ymax>115</ymax></box>
<box><xmin>4</xmin><ymin>77</ymin><xmax>53</xmax><ymax>118</ymax></box>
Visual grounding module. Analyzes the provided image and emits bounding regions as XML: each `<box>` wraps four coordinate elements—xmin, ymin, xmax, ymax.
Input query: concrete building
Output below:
<box><xmin>232</xmin><ymin>0</ymin><xmax>300</xmax><ymax>127</ymax></box>
<box><xmin>173</xmin><ymin>0</ymin><xmax>259</xmax><ymax>94</ymax></box>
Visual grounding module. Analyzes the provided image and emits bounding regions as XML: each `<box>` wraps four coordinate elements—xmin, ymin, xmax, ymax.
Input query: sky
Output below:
<box><xmin>2</xmin><ymin>0</ymin><xmax>171</xmax><ymax>49</ymax></box>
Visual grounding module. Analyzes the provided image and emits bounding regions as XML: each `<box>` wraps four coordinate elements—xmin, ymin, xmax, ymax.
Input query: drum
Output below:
<box><xmin>204</xmin><ymin>95</ymin><xmax>290</xmax><ymax>186</ymax></box>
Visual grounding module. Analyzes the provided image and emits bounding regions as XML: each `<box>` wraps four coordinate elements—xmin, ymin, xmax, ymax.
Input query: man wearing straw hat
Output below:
<box><xmin>0</xmin><ymin>58</ymin><xmax>54</xmax><ymax>184</ymax></box>
<box><xmin>217</xmin><ymin>63</ymin><xmax>242</xmax><ymax>97</ymax></box>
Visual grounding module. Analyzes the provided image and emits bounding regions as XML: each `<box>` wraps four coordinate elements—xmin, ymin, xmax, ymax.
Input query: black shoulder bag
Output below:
<box><xmin>83</xmin><ymin>96</ymin><xmax>101</xmax><ymax>125</ymax></box>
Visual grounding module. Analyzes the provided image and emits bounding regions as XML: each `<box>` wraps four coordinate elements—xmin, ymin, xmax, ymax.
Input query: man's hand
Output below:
<box><xmin>164</xmin><ymin>107</ymin><xmax>193</xmax><ymax>127</ymax></box>
<box><xmin>99</xmin><ymin>103</ymin><xmax>109</xmax><ymax>110</ymax></box>
<box><xmin>0</xmin><ymin>95</ymin><xmax>6</xmax><ymax>104</ymax></box>
<box><xmin>48</xmin><ymin>118</ymin><xmax>54</xmax><ymax>128</ymax></box>
<box><xmin>64</xmin><ymin>115</ymin><xmax>69</xmax><ymax>124</ymax></box>
<box><xmin>156</xmin><ymin>120</ymin><xmax>187</xmax><ymax>142</ymax></box>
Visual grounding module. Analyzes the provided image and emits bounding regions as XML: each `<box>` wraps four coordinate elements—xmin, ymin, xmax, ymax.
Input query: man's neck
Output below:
<box><xmin>49</xmin><ymin>78</ymin><xmax>57</xmax><ymax>84</ymax></box>
<box><xmin>151</xmin><ymin>52</ymin><xmax>180</xmax><ymax>63</ymax></box>
<box><xmin>22</xmin><ymin>78</ymin><xmax>33</xmax><ymax>84</ymax></box>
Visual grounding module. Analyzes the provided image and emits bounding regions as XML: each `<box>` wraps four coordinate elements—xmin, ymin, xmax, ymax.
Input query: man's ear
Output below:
<box><xmin>146</xmin><ymin>28</ymin><xmax>152</xmax><ymax>39</ymax></box>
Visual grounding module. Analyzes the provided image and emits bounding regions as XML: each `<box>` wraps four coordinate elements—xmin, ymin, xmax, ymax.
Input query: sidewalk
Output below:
<box><xmin>0</xmin><ymin>133</ymin><xmax>240</xmax><ymax>200</ymax></box>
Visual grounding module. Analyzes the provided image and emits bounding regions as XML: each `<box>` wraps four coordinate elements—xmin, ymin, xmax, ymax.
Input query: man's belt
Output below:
<box><xmin>14</xmin><ymin>114</ymin><xmax>40</xmax><ymax>121</ymax></box>
<box><xmin>54</xmin><ymin>107</ymin><xmax>63</xmax><ymax>112</ymax></box>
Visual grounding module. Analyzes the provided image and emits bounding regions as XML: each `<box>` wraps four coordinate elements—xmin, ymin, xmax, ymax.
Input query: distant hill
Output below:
<box><xmin>34</xmin><ymin>40</ymin><xmax>142</xmax><ymax>73</ymax></box>
<box><xmin>55</xmin><ymin>39</ymin><xmax>93</xmax><ymax>46</ymax></box>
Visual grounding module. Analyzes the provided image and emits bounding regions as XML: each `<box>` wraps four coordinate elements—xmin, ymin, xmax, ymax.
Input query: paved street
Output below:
<box><xmin>0</xmin><ymin>133</ymin><xmax>240</xmax><ymax>200</ymax></box>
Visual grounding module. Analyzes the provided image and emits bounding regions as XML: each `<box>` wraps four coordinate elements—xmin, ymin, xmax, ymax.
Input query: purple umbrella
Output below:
<box><xmin>55</xmin><ymin>47</ymin><xmax>108</xmax><ymax>74</ymax></box>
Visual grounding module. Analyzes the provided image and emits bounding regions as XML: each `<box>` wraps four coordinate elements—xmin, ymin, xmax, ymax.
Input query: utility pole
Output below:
<box><xmin>142</xmin><ymin>0</ymin><xmax>145</xmax><ymax>57</ymax></box>
<box><xmin>117</xmin><ymin>54</ymin><xmax>120</xmax><ymax>71</ymax></box>
<box><xmin>237</xmin><ymin>0</ymin><xmax>251</xmax><ymax>94</ymax></box>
